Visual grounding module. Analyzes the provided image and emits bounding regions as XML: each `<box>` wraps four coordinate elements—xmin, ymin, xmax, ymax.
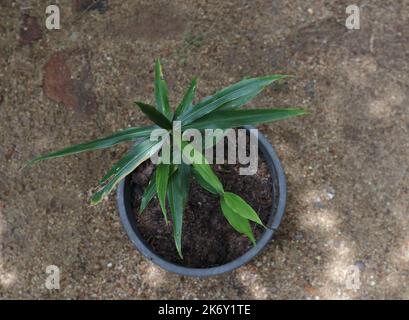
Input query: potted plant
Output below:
<box><xmin>29</xmin><ymin>60</ymin><xmax>307</xmax><ymax>277</ymax></box>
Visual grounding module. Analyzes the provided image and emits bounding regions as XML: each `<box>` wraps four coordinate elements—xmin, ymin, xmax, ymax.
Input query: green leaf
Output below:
<box><xmin>91</xmin><ymin>139</ymin><xmax>164</xmax><ymax>205</ymax></box>
<box><xmin>154</xmin><ymin>59</ymin><xmax>172</xmax><ymax>119</ymax></box>
<box><xmin>184</xmin><ymin>108</ymin><xmax>307</xmax><ymax>130</ymax></box>
<box><xmin>139</xmin><ymin>174</ymin><xmax>157</xmax><ymax>213</ymax></box>
<box><xmin>27</xmin><ymin>125</ymin><xmax>157</xmax><ymax>166</ymax></box>
<box><xmin>180</xmin><ymin>142</ymin><xmax>224</xmax><ymax>194</ymax></box>
<box><xmin>220</xmin><ymin>197</ymin><xmax>256</xmax><ymax>245</ymax></box>
<box><xmin>99</xmin><ymin>139</ymin><xmax>149</xmax><ymax>185</ymax></box>
<box><xmin>217</xmin><ymin>87</ymin><xmax>263</xmax><ymax>111</ymax></box>
<box><xmin>174</xmin><ymin>77</ymin><xmax>197</xmax><ymax>119</ymax></box>
<box><xmin>156</xmin><ymin>163</ymin><xmax>170</xmax><ymax>223</ymax></box>
<box><xmin>192</xmin><ymin>167</ymin><xmax>218</xmax><ymax>194</ymax></box>
<box><xmin>135</xmin><ymin>102</ymin><xmax>172</xmax><ymax>130</ymax></box>
<box><xmin>179</xmin><ymin>75</ymin><xmax>289</xmax><ymax>125</ymax></box>
<box><xmin>223</xmin><ymin>192</ymin><xmax>264</xmax><ymax>226</ymax></box>
<box><xmin>167</xmin><ymin>163</ymin><xmax>191</xmax><ymax>258</ymax></box>
<box><xmin>191</xmin><ymin>163</ymin><xmax>223</xmax><ymax>195</ymax></box>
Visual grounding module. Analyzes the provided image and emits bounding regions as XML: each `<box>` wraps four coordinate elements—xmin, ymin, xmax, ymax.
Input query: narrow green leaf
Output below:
<box><xmin>192</xmin><ymin>167</ymin><xmax>218</xmax><ymax>194</ymax></box>
<box><xmin>180</xmin><ymin>75</ymin><xmax>289</xmax><ymax>125</ymax></box>
<box><xmin>99</xmin><ymin>139</ymin><xmax>149</xmax><ymax>185</ymax></box>
<box><xmin>135</xmin><ymin>102</ymin><xmax>172</xmax><ymax>130</ymax></box>
<box><xmin>174</xmin><ymin>77</ymin><xmax>198</xmax><ymax>119</ymax></box>
<box><xmin>217</xmin><ymin>90</ymin><xmax>261</xmax><ymax>111</ymax></box>
<box><xmin>27</xmin><ymin>125</ymin><xmax>156</xmax><ymax>166</ymax></box>
<box><xmin>154</xmin><ymin>59</ymin><xmax>172</xmax><ymax>119</ymax></box>
<box><xmin>210</xmin><ymin>76</ymin><xmax>265</xmax><ymax>112</ymax></box>
<box><xmin>191</xmin><ymin>163</ymin><xmax>223</xmax><ymax>195</ymax></box>
<box><xmin>156</xmin><ymin>163</ymin><xmax>170</xmax><ymax>223</ymax></box>
<box><xmin>167</xmin><ymin>163</ymin><xmax>191</xmax><ymax>258</ymax></box>
<box><xmin>223</xmin><ymin>192</ymin><xmax>264</xmax><ymax>226</ymax></box>
<box><xmin>184</xmin><ymin>108</ymin><xmax>308</xmax><ymax>130</ymax></box>
<box><xmin>139</xmin><ymin>174</ymin><xmax>157</xmax><ymax>213</ymax></box>
<box><xmin>220</xmin><ymin>197</ymin><xmax>256</xmax><ymax>245</ymax></box>
<box><xmin>91</xmin><ymin>139</ymin><xmax>164</xmax><ymax>205</ymax></box>
<box><xmin>180</xmin><ymin>142</ymin><xmax>224</xmax><ymax>194</ymax></box>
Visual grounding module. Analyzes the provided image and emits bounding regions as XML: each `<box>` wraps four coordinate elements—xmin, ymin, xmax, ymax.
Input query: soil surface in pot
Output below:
<box><xmin>131</xmin><ymin>143</ymin><xmax>274</xmax><ymax>268</ymax></box>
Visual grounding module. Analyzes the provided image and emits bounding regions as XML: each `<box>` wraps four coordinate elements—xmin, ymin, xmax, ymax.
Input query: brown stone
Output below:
<box><xmin>20</xmin><ymin>14</ymin><xmax>42</xmax><ymax>45</ymax></box>
<box><xmin>43</xmin><ymin>50</ymin><xmax>98</xmax><ymax>114</ymax></box>
<box><xmin>304</xmin><ymin>283</ymin><xmax>319</xmax><ymax>297</ymax></box>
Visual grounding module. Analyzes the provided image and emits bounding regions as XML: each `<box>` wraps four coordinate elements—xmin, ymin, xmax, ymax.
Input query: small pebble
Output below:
<box><xmin>326</xmin><ymin>187</ymin><xmax>335</xmax><ymax>200</ymax></box>
<box><xmin>304</xmin><ymin>80</ymin><xmax>315</xmax><ymax>97</ymax></box>
<box><xmin>314</xmin><ymin>201</ymin><xmax>325</xmax><ymax>209</ymax></box>
<box><xmin>69</xmin><ymin>32</ymin><xmax>79</xmax><ymax>42</ymax></box>
<box><xmin>107</xmin><ymin>262</ymin><xmax>113</xmax><ymax>268</ymax></box>
<box><xmin>355</xmin><ymin>260</ymin><xmax>366</xmax><ymax>271</ymax></box>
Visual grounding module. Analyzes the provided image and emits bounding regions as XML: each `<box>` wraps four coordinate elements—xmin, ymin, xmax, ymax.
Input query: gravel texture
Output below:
<box><xmin>0</xmin><ymin>0</ymin><xmax>408</xmax><ymax>299</ymax></box>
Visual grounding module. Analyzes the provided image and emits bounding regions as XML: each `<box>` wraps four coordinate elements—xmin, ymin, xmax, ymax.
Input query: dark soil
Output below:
<box><xmin>131</xmin><ymin>142</ymin><xmax>274</xmax><ymax>268</ymax></box>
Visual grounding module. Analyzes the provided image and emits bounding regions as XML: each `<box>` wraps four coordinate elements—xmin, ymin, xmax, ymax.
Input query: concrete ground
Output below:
<box><xmin>1</xmin><ymin>0</ymin><xmax>408</xmax><ymax>299</ymax></box>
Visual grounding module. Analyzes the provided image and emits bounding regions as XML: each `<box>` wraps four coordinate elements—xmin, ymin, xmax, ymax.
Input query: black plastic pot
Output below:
<box><xmin>116</xmin><ymin>125</ymin><xmax>286</xmax><ymax>277</ymax></box>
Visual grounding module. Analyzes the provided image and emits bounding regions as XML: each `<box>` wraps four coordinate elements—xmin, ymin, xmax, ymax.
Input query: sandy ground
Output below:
<box><xmin>1</xmin><ymin>0</ymin><xmax>408</xmax><ymax>299</ymax></box>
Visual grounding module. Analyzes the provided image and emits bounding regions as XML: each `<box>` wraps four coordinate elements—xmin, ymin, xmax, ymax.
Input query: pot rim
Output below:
<box><xmin>116</xmin><ymin>125</ymin><xmax>286</xmax><ymax>277</ymax></box>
